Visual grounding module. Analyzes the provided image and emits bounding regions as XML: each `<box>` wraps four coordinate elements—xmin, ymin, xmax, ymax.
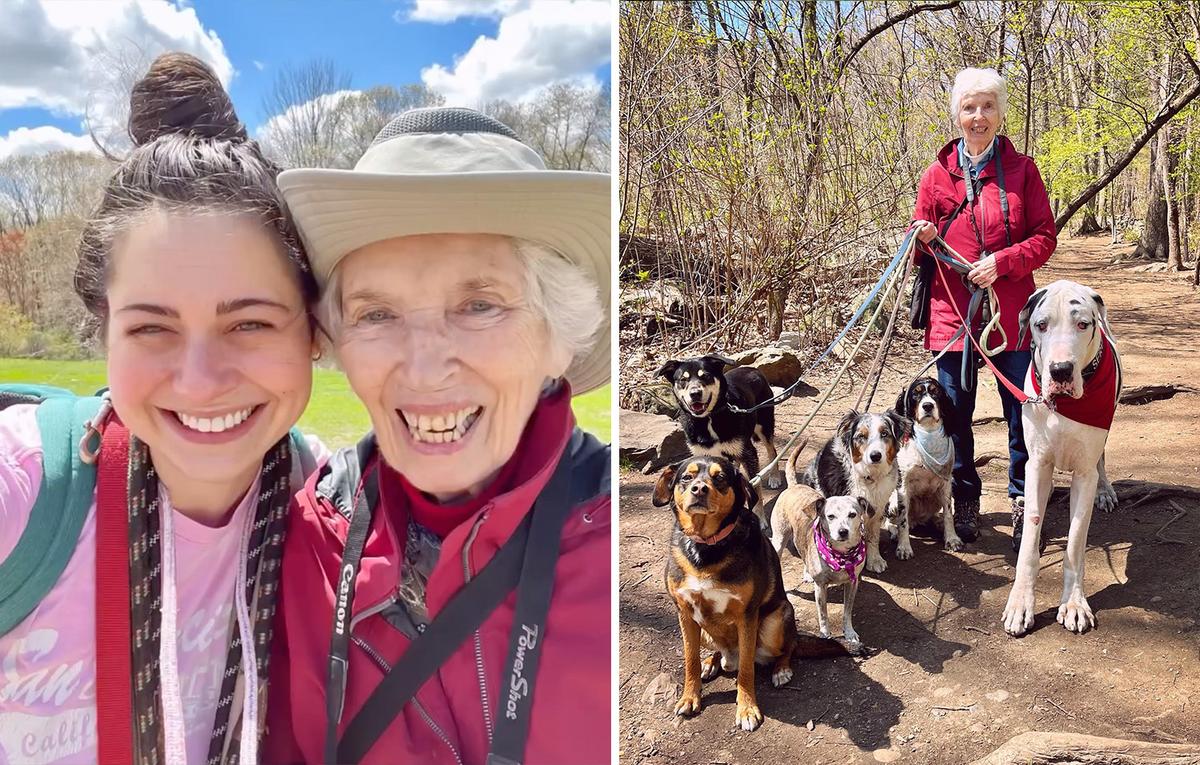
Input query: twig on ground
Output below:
<box><xmin>621</xmin><ymin>572</ymin><xmax>655</xmax><ymax>592</ymax></box>
<box><xmin>624</xmin><ymin>534</ymin><xmax>654</xmax><ymax>543</ymax></box>
<box><xmin>1156</xmin><ymin>501</ymin><xmax>1189</xmax><ymax>545</ymax></box>
<box><xmin>932</xmin><ymin>705</ymin><xmax>975</xmax><ymax>712</ymax></box>
<box><xmin>1042</xmin><ymin>696</ymin><xmax>1076</xmax><ymax>719</ymax></box>
<box><xmin>963</xmin><ymin>625</ymin><xmax>991</xmax><ymax>636</ymax></box>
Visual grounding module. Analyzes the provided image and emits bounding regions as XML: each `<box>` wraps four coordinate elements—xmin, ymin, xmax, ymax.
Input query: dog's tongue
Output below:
<box><xmin>689</xmin><ymin>402</ymin><xmax>706</xmax><ymax>414</ymax></box>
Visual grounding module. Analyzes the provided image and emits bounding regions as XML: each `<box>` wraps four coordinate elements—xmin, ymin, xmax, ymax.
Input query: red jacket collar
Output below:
<box><xmin>346</xmin><ymin>384</ymin><xmax>577</xmax><ymax>622</ymax></box>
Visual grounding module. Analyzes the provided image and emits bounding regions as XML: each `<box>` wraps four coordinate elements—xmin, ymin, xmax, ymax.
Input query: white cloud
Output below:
<box><xmin>420</xmin><ymin>0</ymin><xmax>610</xmax><ymax>106</ymax></box>
<box><xmin>253</xmin><ymin>59</ymin><xmax>265</xmax><ymax>71</ymax></box>
<box><xmin>0</xmin><ymin>125</ymin><xmax>98</xmax><ymax>160</ymax></box>
<box><xmin>403</xmin><ymin>0</ymin><xmax>523</xmax><ymax>23</ymax></box>
<box><xmin>0</xmin><ymin>0</ymin><xmax>232</xmax><ymax>120</ymax></box>
<box><xmin>254</xmin><ymin>89</ymin><xmax>360</xmax><ymax>146</ymax></box>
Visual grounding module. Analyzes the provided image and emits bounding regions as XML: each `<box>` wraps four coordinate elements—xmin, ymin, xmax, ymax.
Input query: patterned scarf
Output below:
<box><xmin>123</xmin><ymin>433</ymin><xmax>293</xmax><ymax>765</ymax></box>
<box><xmin>812</xmin><ymin>518</ymin><xmax>866</xmax><ymax>583</ymax></box>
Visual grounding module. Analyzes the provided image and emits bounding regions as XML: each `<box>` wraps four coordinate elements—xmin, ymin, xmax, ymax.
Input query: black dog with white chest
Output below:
<box><xmin>656</xmin><ymin>355</ymin><xmax>785</xmax><ymax>498</ymax></box>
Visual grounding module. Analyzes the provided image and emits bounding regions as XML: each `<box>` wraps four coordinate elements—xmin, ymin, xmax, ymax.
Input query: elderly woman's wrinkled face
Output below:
<box><xmin>333</xmin><ymin>233</ymin><xmax>572</xmax><ymax>501</ymax></box>
<box><xmin>958</xmin><ymin>91</ymin><xmax>1000</xmax><ymax>149</ymax></box>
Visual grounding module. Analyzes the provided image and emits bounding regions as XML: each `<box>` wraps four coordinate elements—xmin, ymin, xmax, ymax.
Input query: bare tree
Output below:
<box><xmin>259</xmin><ymin>59</ymin><xmax>354</xmax><ymax>168</ymax></box>
<box><xmin>335</xmin><ymin>84</ymin><xmax>445</xmax><ymax>166</ymax></box>
<box><xmin>483</xmin><ymin>82</ymin><xmax>611</xmax><ymax>172</ymax></box>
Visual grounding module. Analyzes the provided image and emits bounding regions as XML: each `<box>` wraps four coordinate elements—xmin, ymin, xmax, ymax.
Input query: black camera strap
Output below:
<box><xmin>327</xmin><ymin>446</ymin><xmax>575</xmax><ymax>765</ymax></box>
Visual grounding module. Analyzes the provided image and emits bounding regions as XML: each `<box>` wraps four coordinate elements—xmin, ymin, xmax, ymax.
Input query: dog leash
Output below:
<box><xmin>729</xmin><ymin>228</ymin><xmax>917</xmax><ymax>417</ymax></box>
<box><xmin>931</xmin><ymin>259</ymin><xmax>1047</xmax><ymax>407</ymax></box>
<box><xmin>750</xmin><ymin>232</ymin><xmax>916</xmax><ymax>487</ymax></box>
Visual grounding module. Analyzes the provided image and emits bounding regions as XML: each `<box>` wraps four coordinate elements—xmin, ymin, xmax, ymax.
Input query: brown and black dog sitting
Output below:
<box><xmin>654</xmin><ymin>455</ymin><xmax>846</xmax><ymax>731</ymax></box>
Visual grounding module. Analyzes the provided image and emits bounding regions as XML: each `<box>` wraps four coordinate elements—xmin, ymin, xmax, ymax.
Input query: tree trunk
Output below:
<box><xmin>1136</xmin><ymin>137</ymin><xmax>1169</xmax><ymax>260</ymax></box>
<box><xmin>970</xmin><ymin>731</ymin><xmax>1200</xmax><ymax>765</ymax></box>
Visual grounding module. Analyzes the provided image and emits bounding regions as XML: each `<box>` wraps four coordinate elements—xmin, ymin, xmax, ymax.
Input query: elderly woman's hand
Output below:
<box><xmin>968</xmin><ymin>254</ymin><xmax>999</xmax><ymax>288</ymax></box>
<box><xmin>911</xmin><ymin>219</ymin><xmax>937</xmax><ymax>244</ymax></box>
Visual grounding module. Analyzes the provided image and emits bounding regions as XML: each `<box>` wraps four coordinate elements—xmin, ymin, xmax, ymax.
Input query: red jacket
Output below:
<box><xmin>912</xmin><ymin>135</ymin><xmax>1057</xmax><ymax>352</ymax></box>
<box><xmin>264</xmin><ymin>388</ymin><xmax>611</xmax><ymax>765</ymax></box>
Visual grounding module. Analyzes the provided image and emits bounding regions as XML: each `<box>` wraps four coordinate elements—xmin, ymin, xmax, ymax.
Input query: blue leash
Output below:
<box><xmin>727</xmin><ymin>228</ymin><xmax>916</xmax><ymax>415</ymax></box>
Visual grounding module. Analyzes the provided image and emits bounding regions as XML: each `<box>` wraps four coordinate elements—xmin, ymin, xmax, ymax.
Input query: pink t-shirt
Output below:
<box><xmin>0</xmin><ymin>404</ymin><xmax>259</xmax><ymax>765</ymax></box>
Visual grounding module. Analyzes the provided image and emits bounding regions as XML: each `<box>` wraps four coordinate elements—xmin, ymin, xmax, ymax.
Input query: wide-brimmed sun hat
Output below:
<box><xmin>278</xmin><ymin>106</ymin><xmax>610</xmax><ymax>395</ymax></box>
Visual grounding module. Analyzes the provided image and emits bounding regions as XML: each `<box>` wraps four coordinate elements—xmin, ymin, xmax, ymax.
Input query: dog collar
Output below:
<box><xmin>686</xmin><ymin>517</ymin><xmax>738</xmax><ymax>546</ymax></box>
<box><xmin>812</xmin><ymin>520</ymin><xmax>866</xmax><ymax>583</ymax></box>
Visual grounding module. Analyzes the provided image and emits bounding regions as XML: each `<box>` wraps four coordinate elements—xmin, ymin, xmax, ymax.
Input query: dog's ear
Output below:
<box><xmin>887</xmin><ymin>409</ymin><xmax>913</xmax><ymax>443</ymax></box>
<box><xmin>654</xmin><ymin>359</ymin><xmax>680</xmax><ymax>381</ymax></box>
<box><xmin>1085</xmin><ymin>286</ymin><xmax>1114</xmax><ymax>338</ymax></box>
<box><xmin>935</xmin><ymin>383</ymin><xmax>956</xmax><ymax>422</ymax></box>
<box><xmin>836</xmin><ymin>409</ymin><xmax>860</xmax><ymax>438</ymax></box>
<box><xmin>894</xmin><ymin>386</ymin><xmax>909</xmax><ymax>418</ymax></box>
<box><xmin>701</xmin><ymin>354</ymin><xmax>736</xmax><ymax>373</ymax></box>
<box><xmin>742</xmin><ymin>476</ymin><xmax>760</xmax><ymax>512</ymax></box>
<box><xmin>651</xmin><ymin>464</ymin><xmax>678</xmax><ymax>507</ymax></box>
<box><xmin>1018</xmin><ymin>287</ymin><xmax>1048</xmax><ymax>348</ymax></box>
<box><xmin>858</xmin><ymin>497</ymin><xmax>874</xmax><ymax>517</ymax></box>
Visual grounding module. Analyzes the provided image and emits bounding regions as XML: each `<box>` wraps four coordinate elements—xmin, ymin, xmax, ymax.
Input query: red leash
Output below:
<box><xmin>95</xmin><ymin>418</ymin><xmax>134</xmax><ymax>765</ymax></box>
<box><xmin>932</xmin><ymin>260</ymin><xmax>1038</xmax><ymax>405</ymax></box>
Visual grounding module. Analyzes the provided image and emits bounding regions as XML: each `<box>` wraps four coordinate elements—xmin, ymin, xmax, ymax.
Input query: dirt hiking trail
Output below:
<box><xmin>618</xmin><ymin>236</ymin><xmax>1200</xmax><ymax>764</ymax></box>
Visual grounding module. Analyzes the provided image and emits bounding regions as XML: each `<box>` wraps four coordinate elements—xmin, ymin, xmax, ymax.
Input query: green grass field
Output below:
<box><xmin>1</xmin><ymin>358</ymin><xmax>609</xmax><ymax>448</ymax></box>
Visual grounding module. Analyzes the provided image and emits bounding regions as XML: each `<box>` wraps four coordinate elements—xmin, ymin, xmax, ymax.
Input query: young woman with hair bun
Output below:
<box><xmin>0</xmin><ymin>52</ymin><xmax>322</xmax><ymax>765</ymax></box>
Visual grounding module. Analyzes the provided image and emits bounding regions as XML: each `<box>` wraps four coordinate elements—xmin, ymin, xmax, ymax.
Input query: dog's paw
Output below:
<box><xmin>675</xmin><ymin>692</ymin><xmax>702</xmax><ymax>717</ymax></box>
<box><xmin>736</xmin><ymin>701</ymin><xmax>764</xmax><ymax>731</ymax></box>
<box><xmin>771</xmin><ymin>666</ymin><xmax>793</xmax><ymax>687</ymax></box>
<box><xmin>1094</xmin><ymin>486</ymin><xmax>1118</xmax><ymax>513</ymax></box>
<box><xmin>944</xmin><ymin>534</ymin><xmax>964</xmax><ymax>553</ymax></box>
<box><xmin>844</xmin><ymin>629</ymin><xmax>862</xmax><ymax>650</ymax></box>
<box><xmin>818</xmin><ymin>626</ymin><xmax>832</xmax><ymax>640</ymax></box>
<box><xmin>764</xmin><ymin>471</ymin><xmax>784</xmax><ymax>491</ymax></box>
<box><xmin>895</xmin><ymin>541</ymin><xmax>914</xmax><ymax>560</ymax></box>
<box><xmin>1057</xmin><ymin>594</ymin><xmax>1096</xmax><ymax>633</ymax></box>
<box><xmin>720</xmin><ymin>653</ymin><xmax>738</xmax><ymax>672</ymax></box>
<box><xmin>800</xmin><ymin>570</ymin><xmax>815</xmax><ymax>584</ymax></box>
<box><xmin>1002</xmin><ymin>587</ymin><xmax>1037</xmax><ymax>636</ymax></box>
<box><xmin>865</xmin><ymin>552</ymin><xmax>888</xmax><ymax>574</ymax></box>
<box><xmin>700</xmin><ymin>654</ymin><xmax>721</xmax><ymax>681</ymax></box>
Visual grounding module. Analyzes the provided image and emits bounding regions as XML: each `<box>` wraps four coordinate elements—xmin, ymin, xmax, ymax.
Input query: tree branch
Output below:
<box><xmin>837</xmin><ymin>0</ymin><xmax>962</xmax><ymax>78</ymax></box>
<box><xmin>1054</xmin><ymin>75</ymin><xmax>1200</xmax><ymax>232</ymax></box>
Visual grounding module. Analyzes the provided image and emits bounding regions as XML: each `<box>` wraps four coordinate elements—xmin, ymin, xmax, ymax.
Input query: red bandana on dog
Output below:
<box><xmin>1030</xmin><ymin>331</ymin><xmax>1120</xmax><ymax>430</ymax></box>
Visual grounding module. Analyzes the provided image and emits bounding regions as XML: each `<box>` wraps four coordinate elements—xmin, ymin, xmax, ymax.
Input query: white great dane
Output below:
<box><xmin>1002</xmin><ymin>280</ymin><xmax>1122</xmax><ymax>637</ymax></box>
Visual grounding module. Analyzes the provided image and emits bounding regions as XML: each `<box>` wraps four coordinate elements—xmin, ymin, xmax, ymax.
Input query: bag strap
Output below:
<box><xmin>94</xmin><ymin>418</ymin><xmax>134</xmax><ymax>765</ymax></box>
<box><xmin>0</xmin><ymin>396</ymin><xmax>101</xmax><ymax>633</ymax></box>
<box><xmin>333</xmin><ymin>447</ymin><xmax>575</xmax><ymax>765</ymax></box>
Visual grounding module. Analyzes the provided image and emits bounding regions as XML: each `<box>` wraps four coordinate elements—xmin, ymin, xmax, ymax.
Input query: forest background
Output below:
<box><xmin>619</xmin><ymin>0</ymin><xmax>1200</xmax><ymax>410</ymax></box>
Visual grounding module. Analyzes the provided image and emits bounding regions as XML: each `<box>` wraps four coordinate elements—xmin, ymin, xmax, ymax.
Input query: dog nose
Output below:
<box><xmin>1049</xmin><ymin>361</ymin><xmax>1074</xmax><ymax>382</ymax></box>
<box><xmin>689</xmin><ymin>391</ymin><xmax>703</xmax><ymax>401</ymax></box>
<box><xmin>869</xmin><ymin>450</ymin><xmax>882</xmax><ymax>463</ymax></box>
<box><xmin>921</xmin><ymin>402</ymin><xmax>934</xmax><ymax>413</ymax></box>
<box><xmin>837</xmin><ymin>528</ymin><xmax>849</xmax><ymax>540</ymax></box>
<box><xmin>689</xmin><ymin>483</ymin><xmax>708</xmax><ymax>496</ymax></box>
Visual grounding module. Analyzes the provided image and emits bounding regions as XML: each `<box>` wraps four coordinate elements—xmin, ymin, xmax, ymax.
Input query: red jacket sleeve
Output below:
<box><xmin>993</xmin><ymin>159</ymin><xmax>1056</xmax><ymax>280</ymax></box>
<box><xmin>908</xmin><ymin>165</ymin><xmax>942</xmax><ymax>262</ymax></box>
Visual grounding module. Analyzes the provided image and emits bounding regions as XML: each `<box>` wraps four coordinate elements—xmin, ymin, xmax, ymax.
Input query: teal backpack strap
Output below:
<box><xmin>289</xmin><ymin>427</ymin><xmax>317</xmax><ymax>477</ymax></box>
<box><xmin>0</xmin><ymin>396</ymin><xmax>102</xmax><ymax>634</ymax></box>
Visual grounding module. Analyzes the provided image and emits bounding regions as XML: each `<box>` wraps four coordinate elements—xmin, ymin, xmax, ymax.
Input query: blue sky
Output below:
<box><xmin>0</xmin><ymin>0</ymin><xmax>612</xmax><ymax>157</ymax></box>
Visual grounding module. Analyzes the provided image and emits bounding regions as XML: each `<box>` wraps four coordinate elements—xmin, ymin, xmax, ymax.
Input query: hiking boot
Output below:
<box><xmin>953</xmin><ymin>497</ymin><xmax>980</xmax><ymax>543</ymax></box>
<box><xmin>1010</xmin><ymin>496</ymin><xmax>1047</xmax><ymax>554</ymax></box>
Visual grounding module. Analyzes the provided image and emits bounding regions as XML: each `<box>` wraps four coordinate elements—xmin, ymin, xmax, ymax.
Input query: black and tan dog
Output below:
<box><xmin>656</xmin><ymin>354</ymin><xmax>785</xmax><ymax>497</ymax></box>
<box><xmin>655</xmin><ymin>455</ymin><xmax>845</xmax><ymax>731</ymax></box>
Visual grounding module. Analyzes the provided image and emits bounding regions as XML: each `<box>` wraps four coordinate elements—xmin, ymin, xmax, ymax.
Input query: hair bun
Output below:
<box><xmin>128</xmin><ymin>52</ymin><xmax>246</xmax><ymax>146</ymax></box>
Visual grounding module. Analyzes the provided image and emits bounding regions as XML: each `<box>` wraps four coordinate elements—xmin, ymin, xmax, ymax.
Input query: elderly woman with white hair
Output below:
<box><xmin>263</xmin><ymin>108</ymin><xmax>611</xmax><ymax>765</ymax></box>
<box><xmin>909</xmin><ymin>67</ymin><xmax>1056</xmax><ymax>550</ymax></box>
